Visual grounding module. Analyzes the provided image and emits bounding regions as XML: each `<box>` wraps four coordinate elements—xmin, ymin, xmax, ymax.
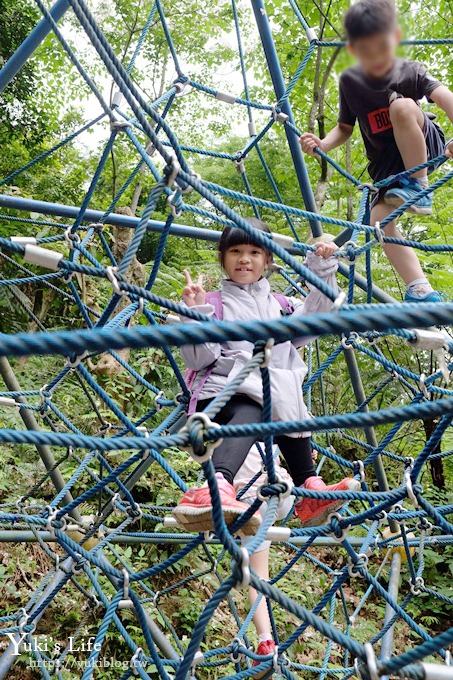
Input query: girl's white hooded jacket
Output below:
<box><xmin>180</xmin><ymin>251</ymin><xmax>339</xmax><ymax>438</ymax></box>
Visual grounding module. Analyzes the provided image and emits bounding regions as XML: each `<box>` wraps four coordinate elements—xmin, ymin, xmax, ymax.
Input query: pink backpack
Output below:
<box><xmin>185</xmin><ymin>290</ymin><xmax>294</xmax><ymax>414</ymax></box>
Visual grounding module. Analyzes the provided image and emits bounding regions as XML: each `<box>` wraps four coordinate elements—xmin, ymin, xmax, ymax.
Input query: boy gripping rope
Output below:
<box><xmin>300</xmin><ymin>0</ymin><xmax>453</xmax><ymax>303</ymax></box>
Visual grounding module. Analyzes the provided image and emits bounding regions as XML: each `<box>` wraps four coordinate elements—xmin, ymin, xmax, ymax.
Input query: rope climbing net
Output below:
<box><xmin>0</xmin><ymin>0</ymin><xmax>452</xmax><ymax>678</ymax></box>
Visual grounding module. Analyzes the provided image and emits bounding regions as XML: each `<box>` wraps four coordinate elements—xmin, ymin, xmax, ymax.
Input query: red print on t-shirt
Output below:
<box><xmin>368</xmin><ymin>107</ymin><xmax>393</xmax><ymax>134</ymax></box>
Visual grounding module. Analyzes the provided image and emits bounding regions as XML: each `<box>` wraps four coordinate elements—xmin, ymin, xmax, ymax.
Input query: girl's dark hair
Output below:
<box><xmin>344</xmin><ymin>0</ymin><xmax>396</xmax><ymax>42</ymax></box>
<box><xmin>218</xmin><ymin>217</ymin><xmax>273</xmax><ymax>265</ymax></box>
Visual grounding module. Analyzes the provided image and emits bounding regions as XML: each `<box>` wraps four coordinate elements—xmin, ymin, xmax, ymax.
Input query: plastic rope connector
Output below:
<box><xmin>24</xmin><ymin>245</ymin><xmax>63</xmax><ymax>271</ymax></box>
<box><xmin>215</xmin><ymin>91</ymin><xmax>236</xmax><ymax>104</ymax></box>
<box><xmin>10</xmin><ymin>236</ymin><xmax>37</xmax><ymax>245</ymax></box>
<box><xmin>305</xmin><ymin>26</ymin><xmax>318</xmax><ymax>42</ymax></box>
<box><xmin>111</xmin><ymin>91</ymin><xmax>123</xmax><ymax>108</ymax></box>
<box><xmin>0</xmin><ymin>396</ymin><xmax>18</xmax><ymax>408</ymax></box>
<box><xmin>411</xmin><ymin>328</ymin><xmax>450</xmax><ymax>351</ymax></box>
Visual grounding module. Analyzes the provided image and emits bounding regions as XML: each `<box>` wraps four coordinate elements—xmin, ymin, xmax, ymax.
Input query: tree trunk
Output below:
<box><xmin>423</xmin><ymin>418</ymin><xmax>445</xmax><ymax>488</ymax></box>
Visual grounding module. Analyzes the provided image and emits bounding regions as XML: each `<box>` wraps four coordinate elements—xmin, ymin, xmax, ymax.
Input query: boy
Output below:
<box><xmin>300</xmin><ymin>0</ymin><xmax>453</xmax><ymax>303</ymax></box>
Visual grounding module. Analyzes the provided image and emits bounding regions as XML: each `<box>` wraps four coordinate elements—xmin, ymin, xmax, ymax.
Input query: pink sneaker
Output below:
<box><xmin>294</xmin><ymin>476</ymin><xmax>360</xmax><ymax>527</ymax></box>
<box><xmin>172</xmin><ymin>476</ymin><xmax>261</xmax><ymax>535</ymax></box>
<box><xmin>253</xmin><ymin>639</ymin><xmax>276</xmax><ymax>678</ymax></box>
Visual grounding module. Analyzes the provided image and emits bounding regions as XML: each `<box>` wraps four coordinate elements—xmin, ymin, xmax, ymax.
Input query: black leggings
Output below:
<box><xmin>197</xmin><ymin>395</ymin><xmax>316</xmax><ymax>486</ymax></box>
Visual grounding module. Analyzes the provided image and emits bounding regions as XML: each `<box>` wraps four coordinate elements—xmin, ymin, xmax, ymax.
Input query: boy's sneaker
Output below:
<box><xmin>253</xmin><ymin>640</ymin><xmax>276</xmax><ymax>678</ymax></box>
<box><xmin>404</xmin><ymin>288</ymin><xmax>443</xmax><ymax>303</ymax></box>
<box><xmin>384</xmin><ymin>179</ymin><xmax>432</xmax><ymax>215</ymax></box>
<box><xmin>294</xmin><ymin>476</ymin><xmax>361</xmax><ymax>527</ymax></box>
<box><xmin>172</xmin><ymin>476</ymin><xmax>260</xmax><ymax>535</ymax></box>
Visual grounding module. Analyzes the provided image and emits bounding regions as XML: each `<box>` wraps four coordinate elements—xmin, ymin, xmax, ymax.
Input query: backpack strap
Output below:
<box><xmin>272</xmin><ymin>292</ymin><xmax>294</xmax><ymax>315</ymax></box>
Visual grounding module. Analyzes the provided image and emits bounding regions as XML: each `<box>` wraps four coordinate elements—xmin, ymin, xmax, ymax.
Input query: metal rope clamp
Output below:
<box><xmin>348</xmin><ymin>552</ymin><xmax>369</xmax><ymax>577</ymax></box>
<box><xmin>341</xmin><ymin>333</ymin><xmax>358</xmax><ymax>350</ymax></box>
<box><xmin>273</xmin><ymin>645</ymin><xmax>280</xmax><ymax>672</ymax></box>
<box><xmin>305</xmin><ymin>26</ymin><xmax>318</xmax><ymax>43</ymax></box>
<box><xmin>89</xmin><ymin>222</ymin><xmax>104</xmax><ymax>233</ymax></box>
<box><xmin>130</xmin><ymin>647</ymin><xmax>143</xmax><ymax>676</ymax></box>
<box><xmin>410</xmin><ymin>575</ymin><xmax>425</xmax><ymax>596</ymax></box>
<box><xmin>64</xmin><ymin>227</ymin><xmax>81</xmax><ymax>250</ymax></box>
<box><xmin>167</xmin><ymin>189</ymin><xmax>183</xmax><ymax>217</ymax></box>
<box><xmin>257</xmin><ymin>338</ymin><xmax>275</xmax><ymax>368</ymax></box>
<box><xmin>181</xmin><ymin>171</ymin><xmax>201</xmax><ymax>194</ymax></box>
<box><xmin>174</xmin><ymin>79</ymin><xmax>192</xmax><ymax>97</ymax></box>
<box><xmin>358</xmin><ymin>182</ymin><xmax>379</xmax><ymax>196</ymax></box>
<box><xmin>126</xmin><ymin>501</ymin><xmax>143</xmax><ymax>523</ymax></box>
<box><xmin>65</xmin><ymin>350</ymin><xmax>90</xmax><ymax>369</ymax></box>
<box><xmin>411</xmin><ymin>329</ymin><xmax>451</xmax><ymax>382</ymax></box>
<box><xmin>110</xmin><ymin>117</ymin><xmax>131</xmax><ymax>132</ymax></box>
<box><xmin>403</xmin><ymin>463</ymin><xmax>419</xmax><ymax>508</ymax></box>
<box><xmin>374</xmin><ymin>221</ymin><xmax>384</xmax><ymax>244</ymax></box>
<box><xmin>39</xmin><ymin>383</ymin><xmax>53</xmax><ymax>412</ymax></box>
<box><xmin>257</xmin><ymin>473</ymin><xmax>292</xmax><ymax>502</ymax></box>
<box><xmin>230</xmin><ymin>637</ymin><xmax>244</xmax><ymax>662</ymax></box>
<box><xmin>45</xmin><ymin>505</ymin><xmax>67</xmax><ymax>540</ymax></box>
<box><xmin>18</xmin><ymin>607</ymin><xmax>37</xmax><ymax>636</ymax></box>
<box><xmin>153</xmin><ymin>389</ymin><xmax>165</xmax><ymax>411</ymax></box>
<box><xmin>164</xmin><ymin>157</ymin><xmax>181</xmax><ymax>188</ymax></box>
<box><xmin>182</xmin><ymin>412</ymin><xmax>224</xmax><ymax>463</ymax></box>
<box><xmin>327</xmin><ymin>511</ymin><xmax>349</xmax><ymax>543</ymax></box>
<box><xmin>338</xmin><ymin>240</ymin><xmax>357</xmax><ymax>261</ymax></box>
<box><xmin>354</xmin><ymin>643</ymin><xmax>380</xmax><ymax>680</ymax></box>
<box><xmin>333</xmin><ymin>291</ymin><xmax>347</xmax><ymax>310</ymax></box>
<box><xmin>120</xmin><ymin>568</ymin><xmax>133</xmax><ymax>609</ymax></box>
<box><xmin>235</xmin><ymin>547</ymin><xmax>251</xmax><ymax>589</ymax></box>
<box><xmin>353</xmin><ymin>459</ymin><xmax>366</xmax><ymax>484</ymax></box>
<box><xmin>234</xmin><ymin>155</ymin><xmax>246</xmax><ymax>174</ymax></box>
<box><xmin>271</xmin><ymin>105</ymin><xmax>289</xmax><ymax>124</ymax></box>
<box><xmin>105</xmin><ymin>266</ymin><xmax>125</xmax><ymax>296</ymax></box>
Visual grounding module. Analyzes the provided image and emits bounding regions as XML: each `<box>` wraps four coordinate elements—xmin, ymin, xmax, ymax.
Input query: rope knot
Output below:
<box><xmin>181</xmin><ymin>412</ymin><xmax>223</xmax><ymax>463</ymax></box>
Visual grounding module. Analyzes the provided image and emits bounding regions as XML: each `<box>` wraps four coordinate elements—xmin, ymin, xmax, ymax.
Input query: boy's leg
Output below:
<box><xmin>388</xmin><ymin>98</ymin><xmax>427</xmax><ymax>181</ymax></box>
<box><xmin>384</xmin><ymin>99</ymin><xmax>433</xmax><ymax>215</ymax></box>
<box><xmin>372</xmin><ymin>202</ymin><xmax>424</xmax><ymax>283</ymax></box>
<box><xmin>371</xmin><ymin>202</ymin><xmax>436</xmax><ymax>298</ymax></box>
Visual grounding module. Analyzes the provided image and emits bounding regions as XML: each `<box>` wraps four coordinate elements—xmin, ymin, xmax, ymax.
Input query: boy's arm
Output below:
<box><xmin>300</xmin><ymin>123</ymin><xmax>353</xmax><ymax>157</ymax></box>
<box><xmin>429</xmin><ymin>85</ymin><xmax>453</xmax><ymax>156</ymax></box>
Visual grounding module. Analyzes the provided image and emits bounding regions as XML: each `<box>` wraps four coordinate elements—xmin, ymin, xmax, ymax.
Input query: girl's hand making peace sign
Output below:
<box><xmin>183</xmin><ymin>270</ymin><xmax>206</xmax><ymax>307</ymax></box>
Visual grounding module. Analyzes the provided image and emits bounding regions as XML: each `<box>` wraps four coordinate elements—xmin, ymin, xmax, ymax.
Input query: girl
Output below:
<box><xmin>173</xmin><ymin>218</ymin><xmax>359</xmax><ymax>534</ymax></box>
<box><xmin>235</xmin><ymin>442</ymin><xmax>294</xmax><ymax>673</ymax></box>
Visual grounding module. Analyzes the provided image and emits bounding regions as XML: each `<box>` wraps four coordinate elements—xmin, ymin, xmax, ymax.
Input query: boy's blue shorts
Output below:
<box><xmin>370</xmin><ymin>112</ymin><xmax>446</xmax><ymax>209</ymax></box>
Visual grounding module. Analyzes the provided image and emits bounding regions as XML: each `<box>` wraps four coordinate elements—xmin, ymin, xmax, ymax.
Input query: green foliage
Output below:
<box><xmin>0</xmin><ymin>0</ymin><xmax>452</xmax><ymax>675</ymax></box>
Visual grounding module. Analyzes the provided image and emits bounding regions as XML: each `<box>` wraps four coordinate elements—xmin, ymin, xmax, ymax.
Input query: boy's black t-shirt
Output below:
<box><xmin>338</xmin><ymin>58</ymin><xmax>442</xmax><ymax>180</ymax></box>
